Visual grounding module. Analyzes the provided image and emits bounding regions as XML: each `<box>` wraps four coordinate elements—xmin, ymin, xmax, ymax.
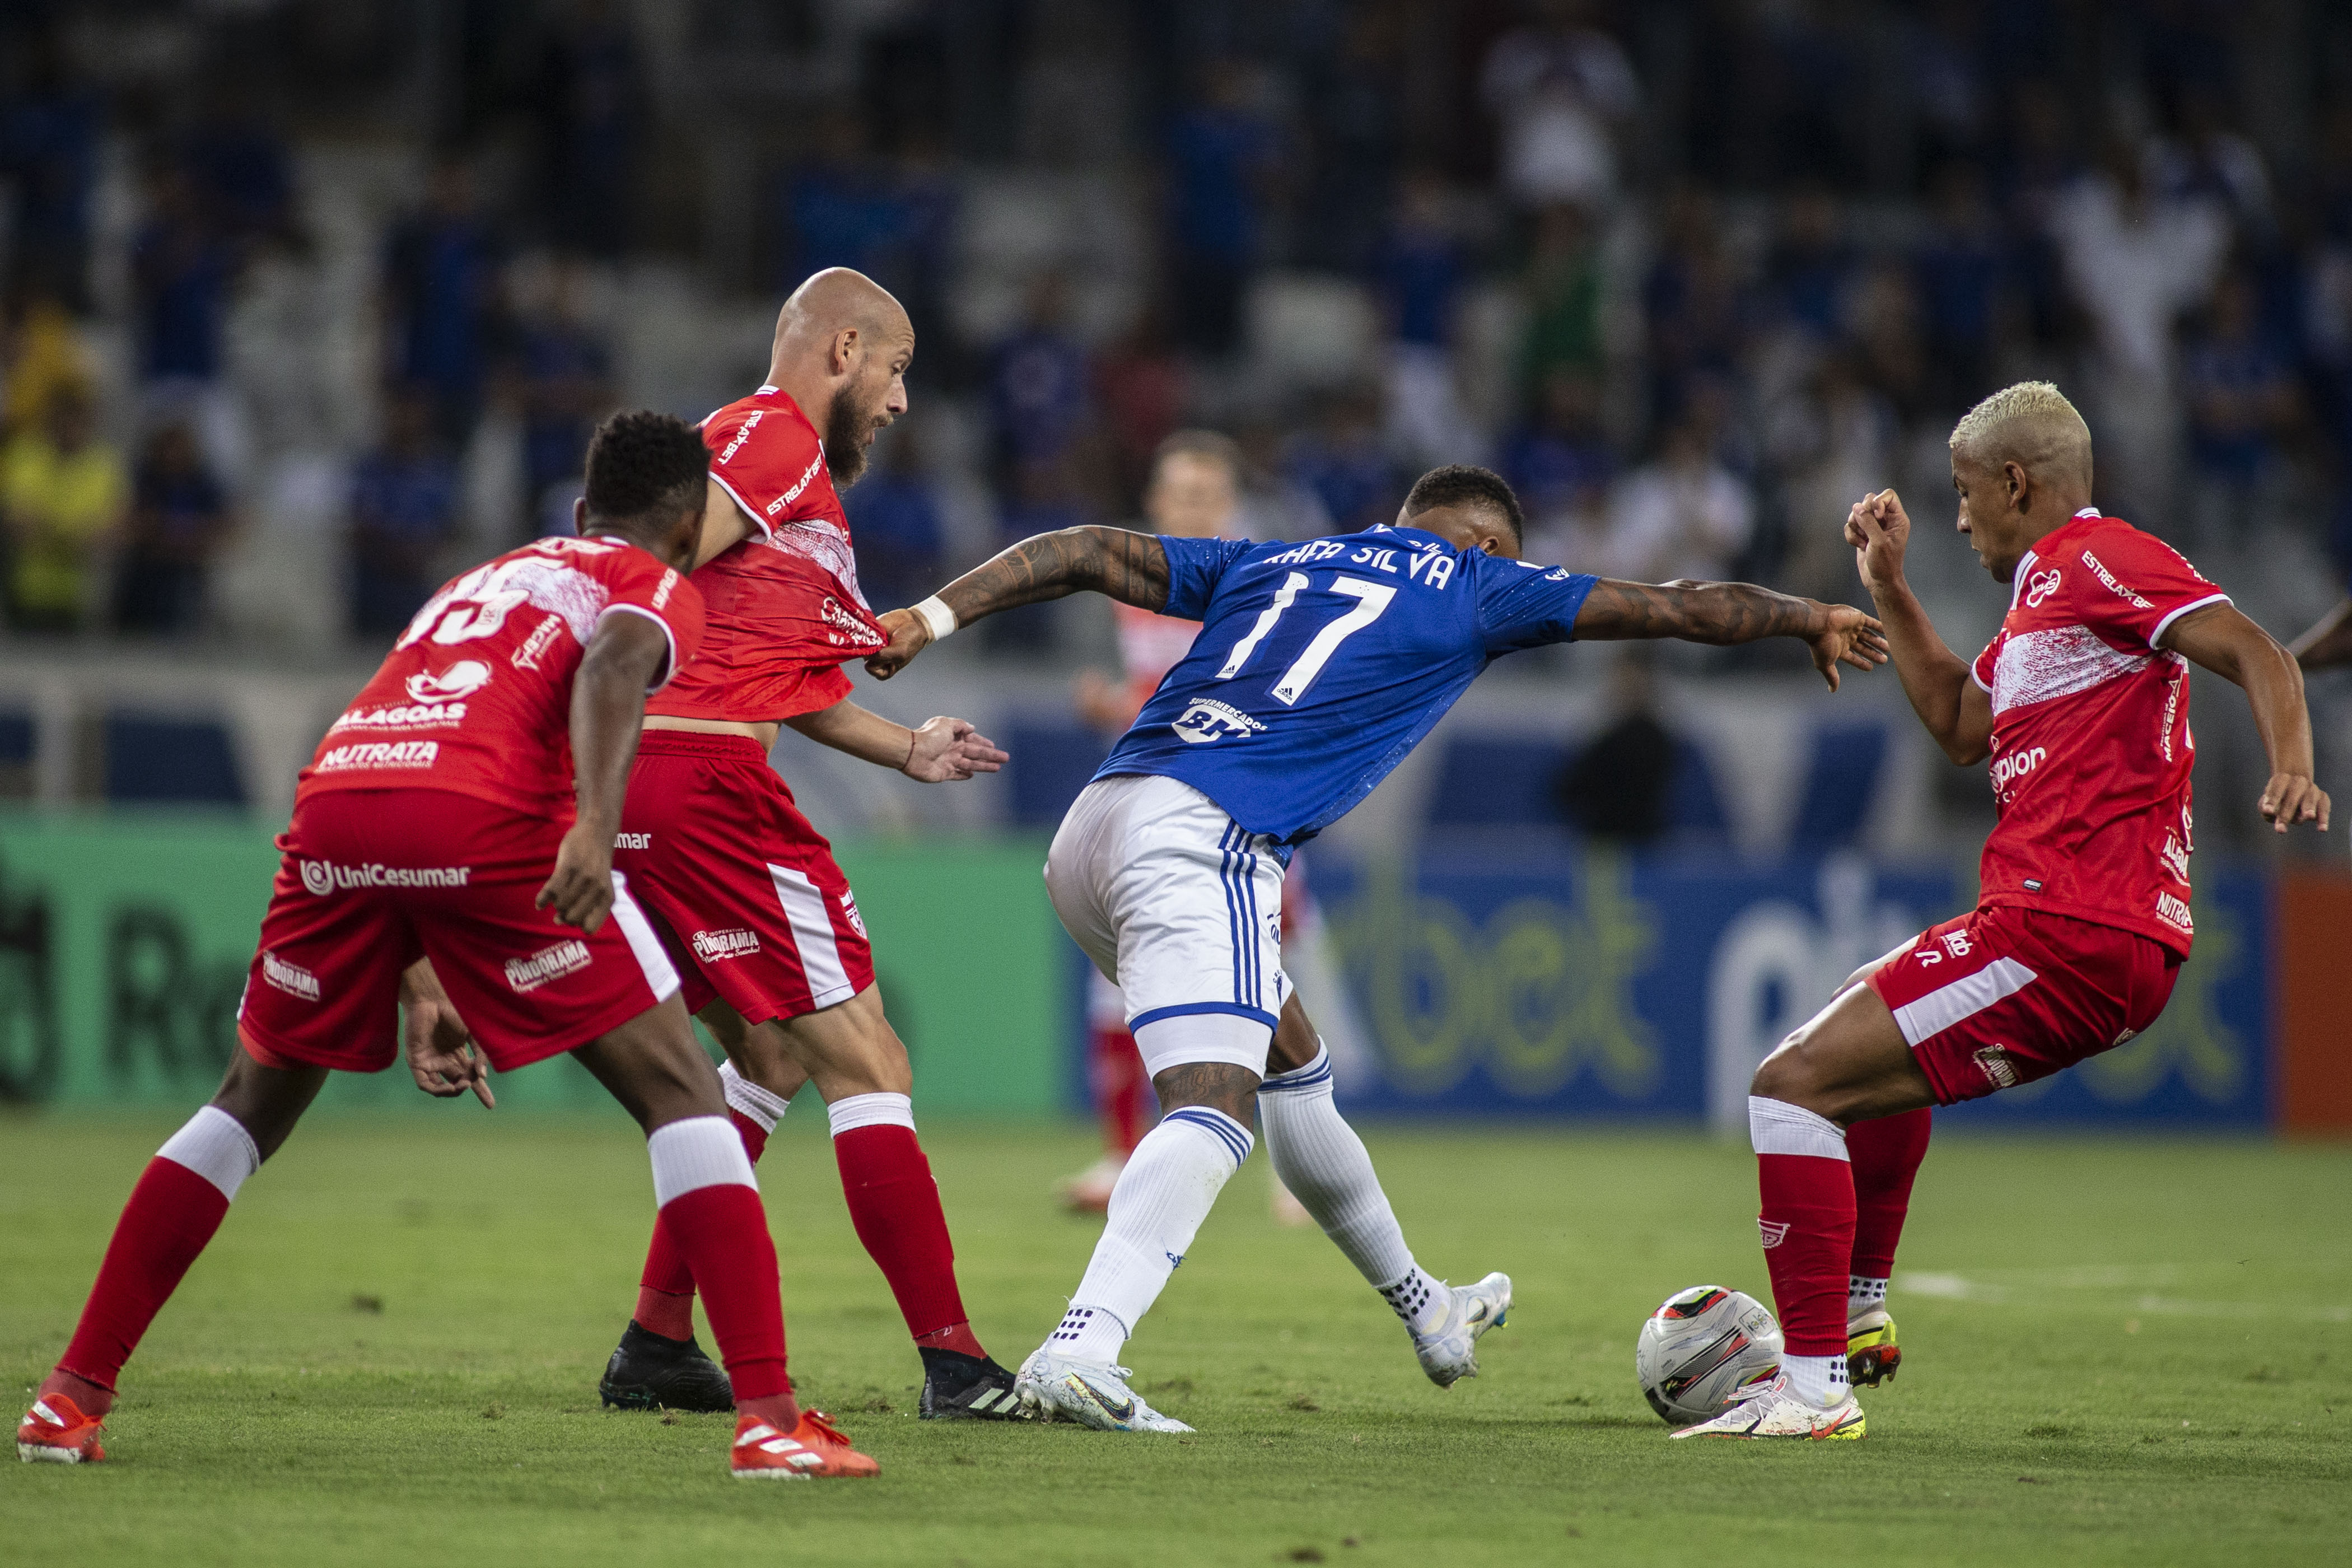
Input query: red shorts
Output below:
<box><xmin>614</xmin><ymin>730</ymin><xmax>875</xmax><ymax>1024</ymax></box>
<box><xmin>1865</xmin><ymin>903</ymin><xmax>2180</xmax><ymax>1105</ymax></box>
<box><xmin>239</xmin><ymin>788</ymin><xmax>681</xmax><ymax>1074</ymax></box>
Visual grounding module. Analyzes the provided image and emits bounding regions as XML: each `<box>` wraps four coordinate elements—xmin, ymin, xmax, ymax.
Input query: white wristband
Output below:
<box><xmin>912</xmin><ymin>595</ymin><xmax>958</xmax><ymax>642</ymax></box>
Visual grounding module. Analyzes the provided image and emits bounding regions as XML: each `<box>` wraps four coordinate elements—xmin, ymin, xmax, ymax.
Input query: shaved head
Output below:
<box><xmin>1949</xmin><ymin>381</ymin><xmax>2093</xmax><ymax>493</ymax></box>
<box><xmin>764</xmin><ymin>267</ymin><xmax>916</xmax><ymax>487</ymax></box>
<box><xmin>770</xmin><ymin>267</ymin><xmax>911</xmax><ymax>367</ymax></box>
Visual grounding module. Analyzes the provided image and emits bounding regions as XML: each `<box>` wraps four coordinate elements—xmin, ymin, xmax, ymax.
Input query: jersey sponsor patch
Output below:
<box><xmin>613</xmin><ymin>832</ymin><xmax>652</xmax><ymax>850</ymax></box>
<box><xmin>300</xmin><ymin>860</ymin><xmax>472</xmax><ymax>894</ymax></box>
<box><xmin>316</xmin><ymin>740</ymin><xmax>439</xmax><ymax>771</ymax></box>
<box><xmin>262</xmin><ymin>949</ymin><xmax>321</xmax><ymax>1002</ymax></box>
<box><xmin>1171</xmin><ymin>697</ymin><xmax>1267</xmax><ymax>745</ymax></box>
<box><xmin>2154</xmin><ymin>890</ymin><xmax>2195</xmax><ymax>934</ymax></box>
<box><xmin>328</xmin><ymin>702</ymin><xmax>466</xmax><ymax>733</ymax></box>
<box><xmin>505</xmin><ymin>938</ymin><xmax>594</xmax><ymax>993</ymax></box>
<box><xmin>405</xmin><ymin>660</ymin><xmax>492</xmax><ymax>702</ymax></box>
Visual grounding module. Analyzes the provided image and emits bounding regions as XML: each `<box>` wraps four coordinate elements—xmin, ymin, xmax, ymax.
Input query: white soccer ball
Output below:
<box><xmin>1635</xmin><ymin>1285</ymin><xmax>1783</xmax><ymax>1425</ymax></box>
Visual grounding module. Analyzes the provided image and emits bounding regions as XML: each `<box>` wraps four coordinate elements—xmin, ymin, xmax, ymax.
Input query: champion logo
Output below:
<box><xmin>1757</xmin><ymin>1220</ymin><xmax>1790</xmax><ymax>1249</ymax></box>
<box><xmin>1975</xmin><ymin>1046</ymin><xmax>2018</xmax><ymax>1089</ymax></box>
<box><xmin>262</xmin><ymin>949</ymin><xmax>320</xmax><ymax>1002</ymax></box>
<box><xmin>316</xmin><ymin>740</ymin><xmax>438</xmax><ymax>771</ymax></box>
<box><xmin>820</xmin><ymin>595</ymin><xmax>883</xmax><ymax>648</ymax></box>
<box><xmin>504</xmin><ymin>939</ymin><xmax>593</xmax><ymax>993</ymax></box>
<box><xmin>300</xmin><ymin>861</ymin><xmax>472</xmax><ymax>894</ymax></box>
<box><xmin>691</xmin><ymin>928</ymin><xmax>760</xmax><ymax>962</ymax></box>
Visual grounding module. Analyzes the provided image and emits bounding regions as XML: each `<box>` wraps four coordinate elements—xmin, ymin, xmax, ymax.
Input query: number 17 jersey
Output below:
<box><xmin>1096</xmin><ymin>526</ymin><xmax>1598</xmax><ymax>846</ymax></box>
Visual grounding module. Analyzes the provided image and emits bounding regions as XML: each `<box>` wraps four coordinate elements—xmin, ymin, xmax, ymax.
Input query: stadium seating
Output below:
<box><xmin>1002</xmin><ymin>717</ymin><xmax>1112</xmax><ymax>827</ymax></box>
<box><xmin>1424</xmin><ymin>732</ymin><xmax>1730</xmax><ymax>842</ymax></box>
<box><xmin>1787</xmin><ymin>722</ymin><xmax>1888</xmax><ymax>851</ymax></box>
<box><xmin>102</xmin><ymin>714</ymin><xmax>247</xmax><ymax>806</ymax></box>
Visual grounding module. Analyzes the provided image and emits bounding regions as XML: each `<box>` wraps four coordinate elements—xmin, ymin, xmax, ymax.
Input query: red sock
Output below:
<box><xmin>56</xmin><ymin>1157</ymin><xmax>234</xmax><ymax>1407</ymax></box>
<box><xmin>1847</xmin><ymin>1108</ymin><xmax>1931</xmax><ymax>1280</ymax></box>
<box><xmin>833</xmin><ymin>1124</ymin><xmax>973</xmax><ymax>1345</ymax></box>
<box><xmin>656</xmin><ymin>1181</ymin><xmax>794</xmax><ymax>1422</ymax></box>
<box><xmin>1093</xmin><ymin>1026</ymin><xmax>1146</xmax><ymax>1157</ymax></box>
<box><xmin>632</xmin><ymin>1109</ymin><xmax>773</xmax><ymax>1338</ymax></box>
<box><xmin>1757</xmin><ymin>1152</ymin><xmax>1856</xmax><ymax>1357</ymax></box>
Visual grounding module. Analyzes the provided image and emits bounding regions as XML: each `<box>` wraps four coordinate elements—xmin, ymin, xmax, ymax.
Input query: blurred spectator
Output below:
<box><xmin>1299</xmin><ymin>8</ymin><xmax>1404</xmax><ymax>273</ymax></box>
<box><xmin>1554</xmin><ymin>655</ymin><xmax>1677</xmax><ymax>845</ymax></box>
<box><xmin>1763</xmin><ymin>187</ymin><xmax>1857</xmax><ymax>344</ymax></box>
<box><xmin>2048</xmin><ymin>142</ymin><xmax>2229</xmax><ymax>528</ymax></box>
<box><xmin>1604</xmin><ymin>419</ymin><xmax>1753</xmax><ymax>584</ymax></box>
<box><xmin>349</xmin><ymin>389</ymin><xmax>460</xmax><ymax>639</ymax></box>
<box><xmin>846</xmin><ymin>424</ymin><xmax>946</xmax><ymax>610</ymax></box>
<box><xmin>778</xmin><ymin>108</ymin><xmax>913</xmax><ymax>291</ymax></box>
<box><xmin>2181</xmin><ymin>271</ymin><xmax>2299</xmax><ymax>549</ymax></box>
<box><xmin>1518</xmin><ymin>202</ymin><xmax>1604</xmax><ymax>398</ymax></box>
<box><xmin>512</xmin><ymin>262</ymin><xmax>615</xmax><ymax>536</ymax></box>
<box><xmin>1901</xmin><ymin>1</ymin><xmax>1989</xmax><ymax>177</ymax></box>
<box><xmin>1379</xmin><ymin>171</ymin><xmax>1483</xmax><ymax>472</ymax></box>
<box><xmin>0</xmin><ymin>29</ymin><xmax>102</xmax><ymax>310</ymax></box>
<box><xmin>1095</xmin><ymin>306</ymin><xmax>1189</xmax><ymax>508</ymax></box>
<box><xmin>381</xmin><ymin>160</ymin><xmax>506</xmax><ymax>447</ymax></box>
<box><xmin>1478</xmin><ymin>0</ymin><xmax>1638</xmax><ymax>213</ymax></box>
<box><xmin>2149</xmin><ymin>89</ymin><xmax>2272</xmax><ymax>245</ymax></box>
<box><xmin>1284</xmin><ymin>386</ymin><xmax>1396</xmax><ymax>533</ymax></box>
<box><xmin>1</xmin><ymin>288</ymin><xmax>97</xmax><ymax>436</ymax></box>
<box><xmin>133</xmin><ymin>167</ymin><xmax>240</xmax><ymax>391</ymax></box>
<box><xmin>1766</xmin><ymin>352</ymin><xmax>1897</xmax><ymax>602</ymax></box>
<box><xmin>1163</xmin><ymin>58</ymin><xmax>1285</xmax><ymax>358</ymax></box>
<box><xmin>1644</xmin><ymin>186</ymin><xmax>1748</xmax><ymax>434</ymax></box>
<box><xmin>987</xmin><ymin>273</ymin><xmax>1093</xmax><ymax>486</ymax></box>
<box><xmin>985</xmin><ymin>456</ymin><xmax>1091</xmax><ymax>653</ymax></box>
<box><xmin>1504</xmin><ymin>370</ymin><xmax>1614</xmax><ymax>571</ymax></box>
<box><xmin>534</xmin><ymin>0</ymin><xmax>646</xmax><ymax>259</ymax></box>
<box><xmin>2</xmin><ymin>384</ymin><xmax>125</xmax><ymax>632</ymax></box>
<box><xmin>1911</xmin><ymin>162</ymin><xmax>2006</xmax><ymax>414</ymax></box>
<box><xmin>114</xmin><ymin>422</ymin><xmax>232</xmax><ymax>636</ymax></box>
<box><xmin>178</xmin><ymin>88</ymin><xmax>295</xmax><ymax>245</ymax></box>
<box><xmin>1233</xmin><ymin>416</ymin><xmax>1331</xmax><ymax>542</ymax></box>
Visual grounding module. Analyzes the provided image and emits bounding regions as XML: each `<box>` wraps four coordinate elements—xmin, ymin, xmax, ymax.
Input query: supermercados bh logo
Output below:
<box><xmin>317</xmin><ymin>741</ymin><xmax>438</xmax><ymax>771</ymax></box>
<box><xmin>300</xmin><ymin>861</ymin><xmax>472</xmax><ymax>895</ymax></box>
<box><xmin>691</xmin><ymin>928</ymin><xmax>760</xmax><ymax>962</ymax></box>
<box><xmin>505</xmin><ymin>939</ymin><xmax>592</xmax><ymax>993</ymax></box>
<box><xmin>1172</xmin><ymin>698</ymin><xmax>1266</xmax><ymax>745</ymax></box>
<box><xmin>262</xmin><ymin>950</ymin><xmax>320</xmax><ymax>1002</ymax></box>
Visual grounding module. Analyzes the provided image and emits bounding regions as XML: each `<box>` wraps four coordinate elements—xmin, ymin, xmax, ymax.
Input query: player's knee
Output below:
<box><xmin>1748</xmin><ymin>1042</ymin><xmax>1823</xmax><ymax>1108</ymax></box>
<box><xmin>1150</xmin><ymin>1061</ymin><xmax>1258</xmax><ymax>1121</ymax></box>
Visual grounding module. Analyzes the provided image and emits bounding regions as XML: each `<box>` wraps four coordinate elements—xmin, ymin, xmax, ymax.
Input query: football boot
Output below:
<box><xmin>1015</xmin><ymin>1349</ymin><xmax>1192</xmax><ymax>1432</ymax></box>
<box><xmin>731</xmin><ymin>1410</ymin><xmax>879</xmax><ymax>1478</ymax></box>
<box><xmin>18</xmin><ymin>1394</ymin><xmax>105</xmax><ymax>1464</ymax></box>
<box><xmin>1670</xmin><ymin>1375</ymin><xmax>1865</xmax><ymax>1440</ymax></box>
<box><xmin>1846</xmin><ymin>1308</ymin><xmax>1902</xmax><ymax>1387</ymax></box>
<box><xmin>1413</xmin><ymin>1271</ymin><xmax>1513</xmax><ymax>1388</ymax></box>
<box><xmin>918</xmin><ymin>1349</ymin><xmax>1030</xmax><ymax>1420</ymax></box>
<box><xmin>599</xmin><ymin>1320</ymin><xmax>735</xmax><ymax>1412</ymax></box>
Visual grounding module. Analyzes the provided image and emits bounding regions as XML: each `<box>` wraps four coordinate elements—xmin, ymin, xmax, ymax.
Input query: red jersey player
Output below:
<box><xmin>1675</xmin><ymin>382</ymin><xmax>2329</xmax><ymax>1442</ymax></box>
<box><xmin>589</xmin><ymin>269</ymin><xmax>1024</xmax><ymax>1422</ymax></box>
<box><xmin>18</xmin><ymin>413</ymin><xmax>878</xmax><ymax>1478</ymax></box>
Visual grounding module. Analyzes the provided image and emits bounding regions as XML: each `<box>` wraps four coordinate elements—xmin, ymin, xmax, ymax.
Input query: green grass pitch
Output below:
<box><xmin>3</xmin><ymin>1111</ymin><xmax>2346</xmax><ymax>1566</ymax></box>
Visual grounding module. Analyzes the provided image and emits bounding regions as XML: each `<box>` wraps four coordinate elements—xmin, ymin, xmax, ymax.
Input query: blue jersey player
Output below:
<box><xmin>867</xmin><ymin>465</ymin><xmax>1888</xmax><ymax>1431</ymax></box>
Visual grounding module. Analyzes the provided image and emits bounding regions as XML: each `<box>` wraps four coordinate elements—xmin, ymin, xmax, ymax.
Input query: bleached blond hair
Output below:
<box><xmin>1949</xmin><ymin>381</ymin><xmax>2093</xmax><ymax>488</ymax></box>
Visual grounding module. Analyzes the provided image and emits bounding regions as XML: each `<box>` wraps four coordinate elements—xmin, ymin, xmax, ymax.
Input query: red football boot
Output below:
<box><xmin>19</xmin><ymin>1394</ymin><xmax>106</xmax><ymax>1464</ymax></box>
<box><xmin>730</xmin><ymin>1409</ymin><xmax>879</xmax><ymax>1479</ymax></box>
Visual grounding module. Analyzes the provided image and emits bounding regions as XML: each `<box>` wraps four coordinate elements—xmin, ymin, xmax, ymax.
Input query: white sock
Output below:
<box><xmin>1259</xmin><ymin>1046</ymin><xmax>1441</xmax><ymax>1331</ymax></box>
<box><xmin>1849</xmin><ymin>1275</ymin><xmax>1889</xmax><ymax>1319</ymax></box>
<box><xmin>1062</xmin><ymin>1108</ymin><xmax>1252</xmax><ymax>1358</ymax></box>
<box><xmin>646</xmin><ymin>1115</ymin><xmax>758</xmax><ymax>1203</ymax></box>
<box><xmin>157</xmin><ymin>1104</ymin><xmax>261</xmax><ymax>1201</ymax></box>
<box><xmin>1781</xmin><ymin>1351</ymin><xmax>1850</xmax><ymax>1408</ymax></box>
<box><xmin>825</xmin><ymin>1090</ymin><xmax>914</xmax><ymax>1136</ymax></box>
<box><xmin>718</xmin><ymin>1060</ymin><xmax>790</xmax><ymax>1133</ymax></box>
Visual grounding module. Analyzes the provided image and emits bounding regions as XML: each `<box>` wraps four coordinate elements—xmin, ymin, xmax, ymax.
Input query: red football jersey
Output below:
<box><xmin>1112</xmin><ymin>600</ymin><xmax>1202</xmax><ymax>716</ymax></box>
<box><xmin>647</xmin><ymin>386</ymin><xmax>888</xmax><ymax>724</ymax></box>
<box><xmin>300</xmin><ymin>535</ymin><xmax>704</xmax><ymax>820</ymax></box>
<box><xmin>1968</xmin><ymin>508</ymin><xmax>2230</xmax><ymax>956</ymax></box>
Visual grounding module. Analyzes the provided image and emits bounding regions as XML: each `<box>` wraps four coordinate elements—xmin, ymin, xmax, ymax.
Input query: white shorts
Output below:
<box><xmin>1046</xmin><ymin>774</ymin><xmax>1290</xmax><ymax>1079</ymax></box>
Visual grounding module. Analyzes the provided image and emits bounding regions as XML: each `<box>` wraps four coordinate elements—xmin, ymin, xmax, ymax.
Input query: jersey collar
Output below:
<box><xmin>2009</xmin><ymin>510</ymin><xmax>2102</xmax><ymax>608</ymax></box>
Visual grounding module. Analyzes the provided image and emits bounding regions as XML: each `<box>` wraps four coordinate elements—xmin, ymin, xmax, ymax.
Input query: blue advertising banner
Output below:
<box><xmin>1305</xmin><ymin>846</ymin><xmax>2271</xmax><ymax>1127</ymax></box>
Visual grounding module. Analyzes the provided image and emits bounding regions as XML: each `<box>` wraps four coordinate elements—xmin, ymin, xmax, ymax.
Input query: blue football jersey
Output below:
<box><xmin>1095</xmin><ymin>525</ymin><xmax>1599</xmax><ymax>844</ymax></box>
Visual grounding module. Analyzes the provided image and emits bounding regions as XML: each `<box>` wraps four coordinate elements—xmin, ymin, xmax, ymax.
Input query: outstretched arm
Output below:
<box><xmin>2163</xmin><ymin>603</ymin><xmax>2331</xmax><ymax>833</ymax></box>
<box><xmin>2289</xmin><ymin>596</ymin><xmax>2352</xmax><ymax>671</ymax></box>
<box><xmin>785</xmin><ymin>697</ymin><xmax>1007</xmax><ymax>781</ymax></box>
<box><xmin>1571</xmin><ymin>578</ymin><xmax>1889</xmax><ymax>692</ymax></box>
<box><xmin>866</xmin><ymin>527</ymin><xmax>1170</xmax><ymax>679</ymax></box>
<box><xmin>1845</xmin><ymin>490</ymin><xmax>1995</xmax><ymax>763</ymax></box>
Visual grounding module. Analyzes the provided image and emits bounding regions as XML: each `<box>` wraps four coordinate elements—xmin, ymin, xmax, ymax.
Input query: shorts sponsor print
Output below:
<box><xmin>615</xmin><ymin>730</ymin><xmax>875</xmax><ymax>1023</ymax></box>
<box><xmin>1865</xmin><ymin>903</ymin><xmax>2179</xmax><ymax>1105</ymax></box>
<box><xmin>239</xmin><ymin>788</ymin><xmax>679</xmax><ymax>1074</ymax></box>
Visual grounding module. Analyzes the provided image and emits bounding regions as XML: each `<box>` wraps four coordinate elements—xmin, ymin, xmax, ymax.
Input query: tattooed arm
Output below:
<box><xmin>865</xmin><ymin>527</ymin><xmax>1172</xmax><ymax>678</ymax></box>
<box><xmin>1572</xmin><ymin>578</ymin><xmax>1890</xmax><ymax>692</ymax></box>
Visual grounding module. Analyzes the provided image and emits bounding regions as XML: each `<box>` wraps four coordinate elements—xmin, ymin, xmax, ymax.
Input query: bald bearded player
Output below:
<box><xmin>595</xmin><ymin>268</ymin><xmax>1026</xmax><ymax>1420</ymax></box>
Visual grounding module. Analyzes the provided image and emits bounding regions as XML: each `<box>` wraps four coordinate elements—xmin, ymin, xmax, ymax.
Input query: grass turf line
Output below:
<box><xmin>2</xmin><ymin>1114</ymin><xmax>2346</xmax><ymax>1566</ymax></box>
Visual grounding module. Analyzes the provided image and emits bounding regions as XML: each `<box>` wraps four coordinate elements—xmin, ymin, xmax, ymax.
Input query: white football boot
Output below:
<box><xmin>1669</xmin><ymin>1374</ymin><xmax>1865</xmax><ymax>1440</ymax></box>
<box><xmin>1412</xmin><ymin>1271</ymin><xmax>1513</xmax><ymax>1388</ymax></box>
<box><xmin>1015</xmin><ymin>1349</ymin><xmax>1193</xmax><ymax>1433</ymax></box>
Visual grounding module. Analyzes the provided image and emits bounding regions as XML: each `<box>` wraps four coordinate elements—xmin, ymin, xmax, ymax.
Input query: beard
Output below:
<box><xmin>822</xmin><ymin>380</ymin><xmax>878</xmax><ymax>488</ymax></box>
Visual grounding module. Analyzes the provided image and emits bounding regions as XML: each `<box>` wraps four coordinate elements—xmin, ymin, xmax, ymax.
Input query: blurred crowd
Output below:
<box><xmin>4</xmin><ymin>0</ymin><xmax>2352</xmax><ymax>651</ymax></box>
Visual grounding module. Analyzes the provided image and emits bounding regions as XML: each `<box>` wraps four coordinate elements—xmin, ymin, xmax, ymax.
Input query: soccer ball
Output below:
<box><xmin>1635</xmin><ymin>1285</ymin><xmax>1782</xmax><ymax>1425</ymax></box>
